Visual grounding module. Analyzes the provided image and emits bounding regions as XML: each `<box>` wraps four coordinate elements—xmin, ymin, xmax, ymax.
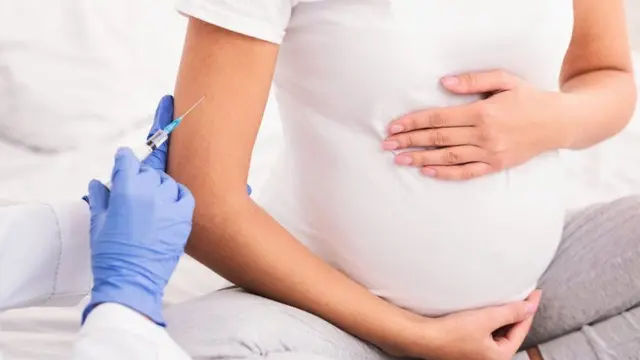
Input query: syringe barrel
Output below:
<box><xmin>130</xmin><ymin>130</ymin><xmax>168</xmax><ymax>163</ymax></box>
<box><xmin>146</xmin><ymin>130</ymin><xmax>169</xmax><ymax>150</ymax></box>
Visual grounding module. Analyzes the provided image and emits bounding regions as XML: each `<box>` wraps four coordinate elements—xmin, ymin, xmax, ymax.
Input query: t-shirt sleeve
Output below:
<box><xmin>175</xmin><ymin>0</ymin><xmax>295</xmax><ymax>44</ymax></box>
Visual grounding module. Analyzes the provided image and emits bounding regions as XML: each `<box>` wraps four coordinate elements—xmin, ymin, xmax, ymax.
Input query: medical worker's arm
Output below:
<box><xmin>74</xmin><ymin>148</ymin><xmax>193</xmax><ymax>360</ymax></box>
<box><xmin>168</xmin><ymin>18</ymin><xmax>427</xmax><ymax>355</ymax></box>
<box><xmin>0</xmin><ymin>200</ymin><xmax>91</xmax><ymax>311</ymax></box>
<box><xmin>0</xmin><ymin>96</ymin><xmax>174</xmax><ymax>312</ymax></box>
<box><xmin>74</xmin><ymin>303</ymin><xmax>191</xmax><ymax>360</ymax></box>
<box><xmin>72</xmin><ymin>96</ymin><xmax>193</xmax><ymax>360</ymax></box>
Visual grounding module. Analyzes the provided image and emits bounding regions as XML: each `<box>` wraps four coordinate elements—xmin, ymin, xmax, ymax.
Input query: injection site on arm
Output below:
<box><xmin>101</xmin><ymin>96</ymin><xmax>205</xmax><ymax>190</ymax></box>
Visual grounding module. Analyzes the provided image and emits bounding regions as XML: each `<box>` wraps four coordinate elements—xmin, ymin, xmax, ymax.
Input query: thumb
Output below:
<box><xmin>88</xmin><ymin>179</ymin><xmax>110</xmax><ymax>213</ymax></box>
<box><xmin>496</xmin><ymin>291</ymin><xmax>543</xmax><ymax>353</ymax></box>
<box><xmin>441</xmin><ymin>70</ymin><xmax>519</xmax><ymax>94</ymax></box>
<box><xmin>483</xmin><ymin>293</ymin><xmax>540</xmax><ymax>330</ymax></box>
<box><xmin>111</xmin><ymin>147</ymin><xmax>141</xmax><ymax>190</ymax></box>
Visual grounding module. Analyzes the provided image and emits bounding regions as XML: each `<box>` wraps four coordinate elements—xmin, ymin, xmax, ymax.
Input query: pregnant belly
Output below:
<box><xmin>259</xmin><ymin>142</ymin><xmax>565</xmax><ymax>316</ymax></box>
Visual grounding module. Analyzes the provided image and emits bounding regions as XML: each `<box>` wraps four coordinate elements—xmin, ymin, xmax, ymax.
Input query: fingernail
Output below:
<box><xmin>422</xmin><ymin>168</ymin><xmax>436</xmax><ymax>177</ymax></box>
<box><xmin>442</xmin><ymin>76</ymin><xmax>459</xmax><ymax>86</ymax></box>
<box><xmin>382</xmin><ymin>140</ymin><xmax>399</xmax><ymax>150</ymax></box>
<box><xmin>395</xmin><ymin>156</ymin><xmax>413</xmax><ymax>166</ymax></box>
<box><xmin>525</xmin><ymin>302</ymin><xmax>539</xmax><ymax>315</ymax></box>
<box><xmin>389</xmin><ymin>124</ymin><xmax>405</xmax><ymax>134</ymax></box>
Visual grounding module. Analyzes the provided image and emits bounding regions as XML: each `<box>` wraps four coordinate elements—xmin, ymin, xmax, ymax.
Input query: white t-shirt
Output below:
<box><xmin>176</xmin><ymin>0</ymin><xmax>573</xmax><ymax>315</ymax></box>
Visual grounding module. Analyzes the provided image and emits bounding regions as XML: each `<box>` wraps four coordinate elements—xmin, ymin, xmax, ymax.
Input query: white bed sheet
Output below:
<box><xmin>0</xmin><ymin>48</ymin><xmax>639</xmax><ymax>360</ymax></box>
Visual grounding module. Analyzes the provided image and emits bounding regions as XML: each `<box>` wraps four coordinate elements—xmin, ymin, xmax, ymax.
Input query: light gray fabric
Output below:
<box><xmin>529</xmin><ymin>196</ymin><xmax>640</xmax><ymax>359</ymax></box>
<box><xmin>165</xmin><ymin>196</ymin><xmax>640</xmax><ymax>359</ymax></box>
<box><xmin>539</xmin><ymin>306</ymin><xmax>640</xmax><ymax>360</ymax></box>
<box><xmin>512</xmin><ymin>351</ymin><xmax>531</xmax><ymax>360</ymax></box>
<box><xmin>166</xmin><ymin>287</ymin><xmax>393</xmax><ymax>360</ymax></box>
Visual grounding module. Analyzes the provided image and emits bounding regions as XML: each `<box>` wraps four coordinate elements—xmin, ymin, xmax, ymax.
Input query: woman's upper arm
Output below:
<box><xmin>561</xmin><ymin>0</ymin><xmax>633</xmax><ymax>83</ymax></box>
<box><xmin>168</xmin><ymin>17</ymin><xmax>279</xmax><ymax>200</ymax></box>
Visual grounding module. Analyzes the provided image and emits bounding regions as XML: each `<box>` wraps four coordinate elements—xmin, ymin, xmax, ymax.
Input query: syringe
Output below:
<box><xmin>131</xmin><ymin>96</ymin><xmax>205</xmax><ymax>162</ymax></box>
<box><xmin>103</xmin><ymin>96</ymin><xmax>205</xmax><ymax>189</ymax></box>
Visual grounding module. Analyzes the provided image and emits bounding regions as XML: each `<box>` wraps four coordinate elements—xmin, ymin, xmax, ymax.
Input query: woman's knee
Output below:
<box><xmin>526</xmin><ymin>195</ymin><xmax>640</xmax><ymax>346</ymax></box>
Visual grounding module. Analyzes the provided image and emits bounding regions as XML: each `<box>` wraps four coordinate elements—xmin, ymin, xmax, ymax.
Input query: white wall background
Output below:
<box><xmin>627</xmin><ymin>0</ymin><xmax>640</xmax><ymax>50</ymax></box>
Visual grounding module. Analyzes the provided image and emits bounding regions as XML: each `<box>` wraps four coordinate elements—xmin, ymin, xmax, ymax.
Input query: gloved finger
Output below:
<box><xmin>88</xmin><ymin>179</ymin><xmax>110</xmax><ymax>212</ymax></box>
<box><xmin>143</xmin><ymin>95</ymin><xmax>174</xmax><ymax>172</ymax></box>
<box><xmin>138</xmin><ymin>164</ymin><xmax>163</xmax><ymax>188</ymax></box>
<box><xmin>148</xmin><ymin>95</ymin><xmax>174</xmax><ymax>138</ymax></box>
<box><xmin>177</xmin><ymin>183</ymin><xmax>196</xmax><ymax>212</ymax></box>
<box><xmin>143</xmin><ymin>151</ymin><xmax>168</xmax><ymax>173</ymax></box>
<box><xmin>111</xmin><ymin>148</ymin><xmax>141</xmax><ymax>191</ymax></box>
<box><xmin>158</xmin><ymin>169</ymin><xmax>170</xmax><ymax>184</ymax></box>
<box><xmin>247</xmin><ymin>184</ymin><xmax>252</xmax><ymax>196</ymax></box>
<box><xmin>156</xmin><ymin>171</ymin><xmax>180</xmax><ymax>203</ymax></box>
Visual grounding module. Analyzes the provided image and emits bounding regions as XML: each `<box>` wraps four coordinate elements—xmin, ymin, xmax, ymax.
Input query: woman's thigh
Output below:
<box><xmin>524</xmin><ymin>195</ymin><xmax>640</xmax><ymax>347</ymax></box>
<box><xmin>164</xmin><ymin>287</ymin><xmax>397</xmax><ymax>360</ymax></box>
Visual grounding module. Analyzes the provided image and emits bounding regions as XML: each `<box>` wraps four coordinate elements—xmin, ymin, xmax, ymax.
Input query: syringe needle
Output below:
<box><xmin>179</xmin><ymin>96</ymin><xmax>206</xmax><ymax>120</ymax></box>
<box><xmin>162</xmin><ymin>95</ymin><xmax>207</xmax><ymax>135</ymax></box>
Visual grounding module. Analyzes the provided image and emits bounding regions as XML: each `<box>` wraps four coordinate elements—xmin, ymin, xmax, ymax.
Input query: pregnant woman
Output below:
<box><xmin>166</xmin><ymin>1</ymin><xmax>639</xmax><ymax>359</ymax></box>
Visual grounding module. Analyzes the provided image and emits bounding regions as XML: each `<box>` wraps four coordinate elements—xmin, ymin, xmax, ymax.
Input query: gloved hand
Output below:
<box><xmin>84</xmin><ymin>148</ymin><xmax>195</xmax><ymax>326</ymax></box>
<box><xmin>80</xmin><ymin>95</ymin><xmax>174</xmax><ymax>204</ymax></box>
<box><xmin>83</xmin><ymin>95</ymin><xmax>251</xmax><ymax>325</ymax></box>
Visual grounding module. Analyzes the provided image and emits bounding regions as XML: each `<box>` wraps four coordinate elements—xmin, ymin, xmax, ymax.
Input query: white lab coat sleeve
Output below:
<box><xmin>73</xmin><ymin>303</ymin><xmax>191</xmax><ymax>360</ymax></box>
<box><xmin>0</xmin><ymin>200</ymin><xmax>92</xmax><ymax>311</ymax></box>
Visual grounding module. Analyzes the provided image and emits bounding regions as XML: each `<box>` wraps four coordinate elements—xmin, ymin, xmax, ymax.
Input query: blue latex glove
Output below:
<box><xmin>84</xmin><ymin>148</ymin><xmax>195</xmax><ymax>326</ymax></box>
<box><xmin>83</xmin><ymin>95</ymin><xmax>251</xmax><ymax>325</ymax></box>
<box><xmin>143</xmin><ymin>95</ymin><xmax>174</xmax><ymax>171</ymax></box>
<box><xmin>83</xmin><ymin>94</ymin><xmax>191</xmax><ymax>325</ymax></box>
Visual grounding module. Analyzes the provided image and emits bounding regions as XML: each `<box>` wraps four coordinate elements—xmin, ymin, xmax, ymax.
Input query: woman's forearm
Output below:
<box><xmin>169</xmin><ymin>18</ymin><xmax>427</xmax><ymax>355</ymax></box>
<box><xmin>186</xmin><ymin>196</ymin><xmax>424</xmax><ymax>353</ymax></box>
<box><xmin>558</xmin><ymin>69</ymin><xmax>636</xmax><ymax>150</ymax></box>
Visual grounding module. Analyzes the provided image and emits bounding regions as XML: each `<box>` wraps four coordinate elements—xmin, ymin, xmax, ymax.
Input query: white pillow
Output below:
<box><xmin>0</xmin><ymin>0</ymin><xmax>186</xmax><ymax>152</ymax></box>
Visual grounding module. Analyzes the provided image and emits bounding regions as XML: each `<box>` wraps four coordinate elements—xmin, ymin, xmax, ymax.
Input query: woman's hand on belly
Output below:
<box><xmin>382</xmin><ymin>70</ymin><xmax>575</xmax><ymax>181</ymax></box>
<box><xmin>398</xmin><ymin>290</ymin><xmax>541</xmax><ymax>360</ymax></box>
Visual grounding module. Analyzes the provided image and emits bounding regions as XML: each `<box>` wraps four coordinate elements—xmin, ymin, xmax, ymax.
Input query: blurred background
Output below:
<box><xmin>0</xmin><ymin>0</ymin><xmax>638</xmax><ymax>358</ymax></box>
<box><xmin>629</xmin><ymin>0</ymin><xmax>640</xmax><ymax>49</ymax></box>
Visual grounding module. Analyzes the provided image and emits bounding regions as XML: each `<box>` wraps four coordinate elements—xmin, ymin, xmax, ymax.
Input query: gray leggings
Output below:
<box><xmin>165</xmin><ymin>196</ymin><xmax>640</xmax><ymax>359</ymax></box>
